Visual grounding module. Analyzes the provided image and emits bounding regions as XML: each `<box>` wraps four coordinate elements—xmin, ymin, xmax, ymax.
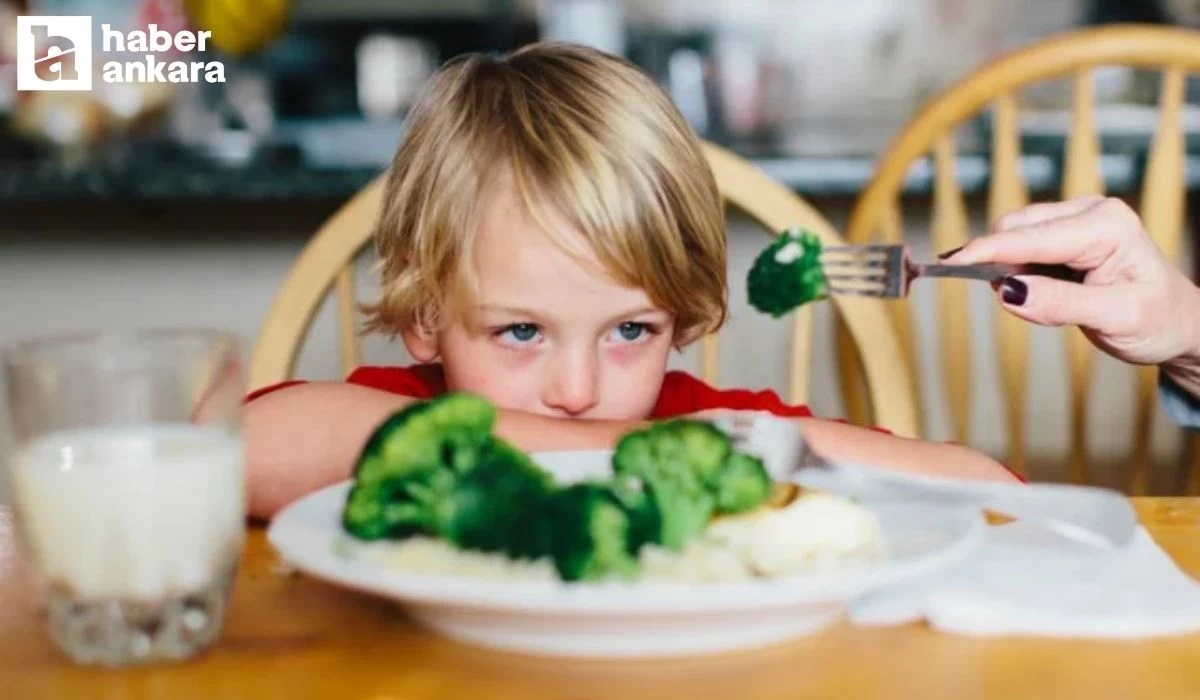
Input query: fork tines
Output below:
<box><xmin>819</xmin><ymin>244</ymin><xmax>903</xmax><ymax>298</ymax></box>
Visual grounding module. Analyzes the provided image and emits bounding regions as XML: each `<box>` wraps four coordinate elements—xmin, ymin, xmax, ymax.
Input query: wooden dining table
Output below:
<box><xmin>4</xmin><ymin>500</ymin><xmax>1200</xmax><ymax>699</ymax></box>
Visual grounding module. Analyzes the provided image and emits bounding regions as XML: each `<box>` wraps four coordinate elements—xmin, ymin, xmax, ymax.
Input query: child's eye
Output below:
<box><xmin>608</xmin><ymin>322</ymin><xmax>655</xmax><ymax>343</ymax></box>
<box><xmin>495</xmin><ymin>323</ymin><xmax>542</xmax><ymax>346</ymax></box>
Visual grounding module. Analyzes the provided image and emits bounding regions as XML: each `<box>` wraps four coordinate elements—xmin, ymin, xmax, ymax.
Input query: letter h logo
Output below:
<box><xmin>17</xmin><ymin>16</ymin><xmax>94</xmax><ymax>91</ymax></box>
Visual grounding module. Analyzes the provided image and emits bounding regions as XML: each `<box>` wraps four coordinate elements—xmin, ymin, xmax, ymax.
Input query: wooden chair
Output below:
<box><xmin>844</xmin><ymin>24</ymin><xmax>1200</xmax><ymax>492</ymax></box>
<box><xmin>249</xmin><ymin>141</ymin><xmax>920</xmax><ymax>437</ymax></box>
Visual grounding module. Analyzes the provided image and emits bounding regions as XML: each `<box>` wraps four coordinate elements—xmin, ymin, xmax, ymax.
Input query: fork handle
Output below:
<box><xmin>918</xmin><ymin>262</ymin><xmax>1085</xmax><ymax>284</ymax></box>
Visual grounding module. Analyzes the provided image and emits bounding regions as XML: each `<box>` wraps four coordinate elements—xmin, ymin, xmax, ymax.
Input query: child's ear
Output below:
<box><xmin>400</xmin><ymin>324</ymin><xmax>439</xmax><ymax>363</ymax></box>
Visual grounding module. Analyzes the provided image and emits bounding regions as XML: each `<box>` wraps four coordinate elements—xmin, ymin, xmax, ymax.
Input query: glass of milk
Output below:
<box><xmin>2</xmin><ymin>329</ymin><xmax>246</xmax><ymax>666</ymax></box>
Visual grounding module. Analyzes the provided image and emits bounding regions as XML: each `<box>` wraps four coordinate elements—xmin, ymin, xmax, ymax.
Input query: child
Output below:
<box><xmin>245</xmin><ymin>42</ymin><xmax>1013</xmax><ymax>519</ymax></box>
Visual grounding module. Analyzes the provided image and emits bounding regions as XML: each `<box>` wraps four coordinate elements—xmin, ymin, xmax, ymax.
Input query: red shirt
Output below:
<box><xmin>246</xmin><ymin>364</ymin><xmax>821</xmax><ymax>420</ymax></box>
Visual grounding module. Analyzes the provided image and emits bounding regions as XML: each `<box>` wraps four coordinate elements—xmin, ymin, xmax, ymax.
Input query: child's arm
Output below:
<box><xmin>662</xmin><ymin>372</ymin><xmax>1013</xmax><ymax>482</ymax></box>
<box><xmin>795</xmin><ymin>418</ymin><xmax>1017</xmax><ymax>482</ymax></box>
<box><xmin>246</xmin><ymin>384</ymin><xmax>1014</xmax><ymax>519</ymax></box>
<box><xmin>244</xmin><ymin>382</ymin><xmax>646</xmax><ymax>519</ymax></box>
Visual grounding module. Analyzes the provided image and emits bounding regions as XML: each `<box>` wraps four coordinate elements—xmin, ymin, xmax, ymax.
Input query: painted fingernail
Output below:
<box><xmin>1000</xmin><ymin>277</ymin><xmax>1028</xmax><ymax>306</ymax></box>
<box><xmin>937</xmin><ymin>246</ymin><xmax>964</xmax><ymax>260</ymax></box>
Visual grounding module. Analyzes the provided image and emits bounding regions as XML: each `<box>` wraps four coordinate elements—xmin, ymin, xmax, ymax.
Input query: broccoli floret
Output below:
<box><xmin>544</xmin><ymin>484</ymin><xmax>640</xmax><ymax>582</ymax></box>
<box><xmin>712</xmin><ymin>451</ymin><xmax>772</xmax><ymax>514</ymax></box>
<box><xmin>747</xmin><ymin>227</ymin><xmax>827</xmax><ymax>318</ymax></box>
<box><xmin>612</xmin><ymin>419</ymin><xmax>776</xmax><ymax>550</ymax></box>
<box><xmin>341</xmin><ymin>393</ymin><xmax>501</xmax><ymax>540</ymax></box>
<box><xmin>612</xmin><ymin>419</ymin><xmax>731</xmax><ymax>550</ymax></box>
<box><xmin>607</xmin><ymin>479</ymin><xmax>662</xmax><ymax>554</ymax></box>
<box><xmin>443</xmin><ymin>438</ymin><xmax>556</xmax><ymax>559</ymax></box>
<box><xmin>614</xmin><ymin>419</ymin><xmax>730</xmax><ymax>489</ymax></box>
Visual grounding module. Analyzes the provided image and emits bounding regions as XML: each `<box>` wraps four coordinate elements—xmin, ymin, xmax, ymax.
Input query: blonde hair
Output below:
<box><xmin>362</xmin><ymin>41</ymin><xmax>727</xmax><ymax>345</ymax></box>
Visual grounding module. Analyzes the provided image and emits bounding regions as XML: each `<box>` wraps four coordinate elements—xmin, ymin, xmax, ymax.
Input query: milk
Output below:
<box><xmin>10</xmin><ymin>424</ymin><xmax>245</xmax><ymax>602</ymax></box>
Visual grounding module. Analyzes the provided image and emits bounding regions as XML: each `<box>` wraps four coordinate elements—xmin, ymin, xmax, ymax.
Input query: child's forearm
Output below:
<box><xmin>244</xmin><ymin>383</ymin><xmax>645</xmax><ymax>519</ymax></box>
<box><xmin>244</xmin><ymin>383</ymin><xmax>409</xmax><ymax>519</ymax></box>
<box><xmin>797</xmin><ymin>418</ymin><xmax>1017</xmax><ymax>482</ymax></box>
<box><xmin>244</xmin><ymin>384</ymin><xmax>1012</xmax><ymax>521</ymax></box>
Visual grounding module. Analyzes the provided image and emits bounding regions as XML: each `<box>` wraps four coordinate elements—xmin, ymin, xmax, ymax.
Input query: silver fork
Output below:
<box><xmin>712</xmin><ymin>412</ymin><xmax>1137</xmax><ymax>551</ymax></box>
<box><xmin>822</xmin><ymin>244</ymin><xmax>1086</xmax><ymax>298</ymax></box>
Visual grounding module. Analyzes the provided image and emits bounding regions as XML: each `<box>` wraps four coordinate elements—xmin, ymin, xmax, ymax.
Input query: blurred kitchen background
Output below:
<box><xmin>4</xmin><ymin>0</ymin><xmax>1200</xmax><ymax>496</ymax></box>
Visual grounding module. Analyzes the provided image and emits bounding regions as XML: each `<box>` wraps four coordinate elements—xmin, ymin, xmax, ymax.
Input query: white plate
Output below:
<box><xmin>267</xmin><ymin>450</ymin><xmax>984</xmax><ymax>658</ymax></box>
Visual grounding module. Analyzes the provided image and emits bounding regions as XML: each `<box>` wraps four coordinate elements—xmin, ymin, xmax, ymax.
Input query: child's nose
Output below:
<box><xmin>543</xmin><ymin>353</ymin><xmax>599</xmax><ymax>417</ymax></box>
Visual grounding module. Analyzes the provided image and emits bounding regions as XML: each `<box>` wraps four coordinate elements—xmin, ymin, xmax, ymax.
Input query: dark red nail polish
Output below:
<box><xmin>1001</xmin><ymin>277</ymin><xmax>1028</xmax><ymax>306</ymax></box>
<box><xmin>937</xmin><ymin>246</ymin><xmax>964</xmax><ymax>260</ymax></box>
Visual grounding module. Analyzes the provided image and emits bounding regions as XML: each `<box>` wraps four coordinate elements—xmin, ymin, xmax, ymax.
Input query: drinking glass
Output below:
<box><xmin>2</xmin><ymin>329</ymin><xmax>246</xmax><ymax>666</ymax></box>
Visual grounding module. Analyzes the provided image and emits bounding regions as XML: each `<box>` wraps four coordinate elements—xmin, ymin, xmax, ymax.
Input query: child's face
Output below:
<box><xmin>403</xmin><ymin>179</ymin><xmax>675</xmax><ymax>420</ymax></box>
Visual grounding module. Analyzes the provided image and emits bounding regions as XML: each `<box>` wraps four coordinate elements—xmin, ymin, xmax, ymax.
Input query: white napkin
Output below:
<box><xmin>851</xmin><ymin>521</ymin><xmax>1200</xmax><ymax>638</ymax></box>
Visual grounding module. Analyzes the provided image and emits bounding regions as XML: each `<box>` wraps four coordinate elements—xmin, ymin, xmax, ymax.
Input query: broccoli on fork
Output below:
<box><xmin>747</xmin><ymin>227</ymin><xmax>828</xmax><ymax>318</ymax></box>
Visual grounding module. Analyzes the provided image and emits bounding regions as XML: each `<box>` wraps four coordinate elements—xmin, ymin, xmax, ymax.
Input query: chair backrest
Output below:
<box><xmin>845</xmin><ymin>24</ymin><xmax>1200</xmax><ymax>492</ymax></box>
<box><xmin>250</xmin><ymin>141</ymin><xmax>919</xmax><ymax>436</ymax></box>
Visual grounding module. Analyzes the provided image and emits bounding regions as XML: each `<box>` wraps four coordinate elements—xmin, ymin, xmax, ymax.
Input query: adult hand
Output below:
<box><xmin>941</xmin><ymin>196</ymin><xmax>1200</xmax><ymax>395</ymax></box>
